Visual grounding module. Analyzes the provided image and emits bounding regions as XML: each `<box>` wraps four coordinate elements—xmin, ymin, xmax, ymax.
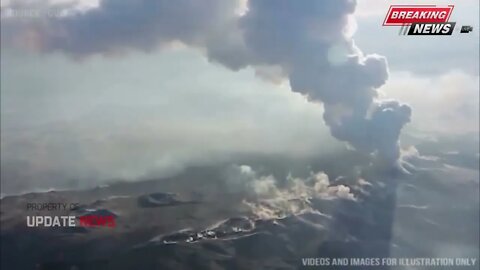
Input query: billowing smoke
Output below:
<box><xmin>226</xmin><ymin>165</ymin><xmax>355</xmax><ymax>219</ymax></box>
<box><xmin>1</xmin><ymin>0</ymin><xmax>240</xmax><ymax>55</ymax></box>
<box><xmin>238</xmin><ymin>0</ymin><xmax>411</xmax><ymax>164</ymax></box>
<box><xmin>1</xmin><ymin>0</ymin><xmax>411</xmax><ymax>165</ymax></box>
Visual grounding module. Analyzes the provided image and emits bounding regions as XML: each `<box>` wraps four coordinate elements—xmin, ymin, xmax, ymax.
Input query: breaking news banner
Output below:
<box><xmin>383</xmin><ymin>5</ymin><xmax>473</xmax><ymax>35</ymax></box>
<box><xmin>301</xmin><ymin>257</ymin><xmax>478</xmax><ymax>268</ymax></box>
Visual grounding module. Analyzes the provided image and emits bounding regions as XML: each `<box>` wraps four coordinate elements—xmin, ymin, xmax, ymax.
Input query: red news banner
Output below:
<box><xmin>383</xmin><ymin>5</ymin><xmax>454</xmax><ymax>26</ymax></box>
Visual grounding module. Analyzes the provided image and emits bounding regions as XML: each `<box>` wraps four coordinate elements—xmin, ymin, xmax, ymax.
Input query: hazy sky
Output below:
<box><xmin>1</xmin><ymin>0</ymin><xmax>478</xmax><ymax>194</ymax></box>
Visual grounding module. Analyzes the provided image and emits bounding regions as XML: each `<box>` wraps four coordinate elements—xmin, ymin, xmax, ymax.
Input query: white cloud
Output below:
<box><xmin>227</xmin><ymin>165</ymin><xmax>355</xmax><ymax>219</ymax></box>
<box><xmin>381</xmin><ymin>71</ymin><xmax>479</xmax><ymax>134</ymax></box>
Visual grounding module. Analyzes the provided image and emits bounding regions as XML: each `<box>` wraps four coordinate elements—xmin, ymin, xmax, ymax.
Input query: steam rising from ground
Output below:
<box><xmin>1</xmin><ymin>0</ymin><xmax>411</xmax><ymax>166</ymax></box>
<box><xmin>227</xmin><ymin>165</ymin><xmax>354</xmax><ymax>219</ymax></box>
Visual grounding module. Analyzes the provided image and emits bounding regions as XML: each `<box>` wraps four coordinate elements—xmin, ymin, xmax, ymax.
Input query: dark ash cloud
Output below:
<box><xmin>1</xmin><ymin>0</ymin><xmax>411</xmax><ymax>167</ymax></box>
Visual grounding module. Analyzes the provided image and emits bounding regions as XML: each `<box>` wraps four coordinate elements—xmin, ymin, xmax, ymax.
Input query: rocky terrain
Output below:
<box><xmin>1</xmin><ymin>140</ymin><xmax>479</xmax><ymax>270</ymax></box>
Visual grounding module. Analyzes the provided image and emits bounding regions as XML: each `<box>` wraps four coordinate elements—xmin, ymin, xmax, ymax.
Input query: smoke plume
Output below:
<box><xmin>1</xmin><ymin>0</ymin><xmax>411</xmax><ymax>165</ymax></box>
<box><xmin>226</xmin><ymin>165</ymin><xmax>355</xmax><ymax>219</ymax></box>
